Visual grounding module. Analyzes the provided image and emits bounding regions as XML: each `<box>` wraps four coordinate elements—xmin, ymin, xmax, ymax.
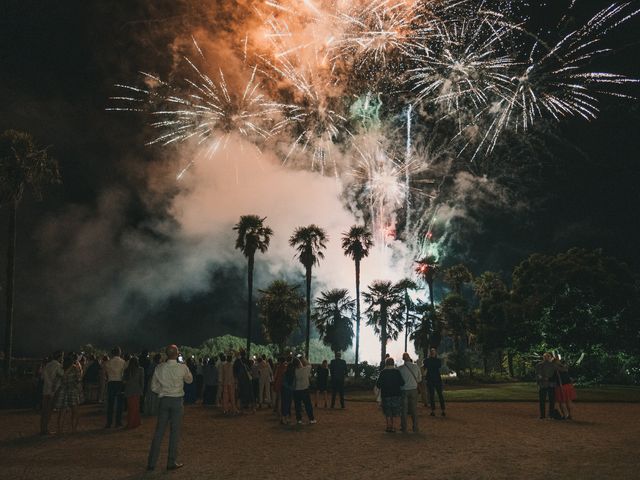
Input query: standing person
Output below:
<box><xmin>293</xmin><ymin>357</ymin><xmax>316</xmax><ymax>425</ymax></box>
<box><xmin>280</xmin><ymin>359</ymin><xmax>296</xmax><ymax>425</ymax></box>
<box><xmin>123</xmin><ymin>356</ymin><xmax>144</xmax><ymax>429</ymax></box>
<box><xmin>103</xmin><ymin>347</ymin><xmax>126</xmax><ymax>428</ymax></box>
<box><xmin>536</xmin><ymin>352</ymin><xmax>559</xmax><ymax>419</ymax></box>
<box><xmin>83</xmin><ymin>355</ymin><xmax>100</xmax><ymax>404</ymax></box>
<box><xmin>221</xmin><ymin>354</ymin><xmax>238</xmax><ymax>415</ymax></box>
<box><xmin>554</xmin><ymin>357</ymin><xmax>576</xmax><ymax>420</ymax></box>
<box><xmin>144</xmin><ymin>353</ymin><xmax>162</xmax><ymax>416</ymax></box>
<box><xmin>234</xmin><ymin>351</ymin><xmax>255</xmax><ymax>412</ymax></box>
<box><xmin>202</xmin><ymin>357</ymin><xmax>219</xmax><ymax>405</ymax></box>
<box><xmin>147</xmin><ymin>345</ymin><xmax>193</xmax><ymax>472</ymax></box>
<box><xmin>315</xmin><ymin>360</ymin><xmax>329</xmax><ymax>408</ymax></box>
<box><xmin>273</xmin><ymin>357</ymin><xmax>287</xmax><ymax>414</ymax></box>
<box><xmin>139</xmin><ymin>350</ymin><xmax>151</xmax><ymax>411</ymax></box>
<box><xmin>398</xmin><ymin>353</ymin><xmax>421</xmax><ymax>433</ymax></box>
<box><xmin>424</xmin><ymin>348</ymin><xmax>446</xmax><ymax>417</ymax></box>
<box><xmin>183</xmin><ymin>357</ymin><xmax>197</xmax><ymax>405</ymax></box>
<box><xmin>98</xmin><ymin>355</ymin><xmax>108</xmax><ymax>405</ymax></box>
<box><xmin>257</xmin><ymin>356</ymin><xmax>273</xmax><ymax>408</ymax></box>
<box><xmin>250</xmin><ymin>359</ymin><xmax>260</xmax><ymax>406</ymax></box>
<box><xmin>375</xmin><ymin>357</ymin><xmax>405</xmax><ymax>433</ymax></box>
<box><xmin>55</xmin><ymin>355</ymin><xmax>83</xmax><ymax>434</ymax></box>
<box><xmin>40</xmin><ymin>351</ymin><xmax>63</xmax><ymax>435</ymax></box>
<box><xmin>329</xmin><ymin>351</ymin><xmax>348</xmax><ymax>409</ymax></box>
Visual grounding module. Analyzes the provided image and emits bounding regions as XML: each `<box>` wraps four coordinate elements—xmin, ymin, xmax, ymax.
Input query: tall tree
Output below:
<box><xmin>443</xmin><ymin>263</ymin><xmax>473</xmax><ymax>294</ymax></box>
<box><xmin>341</xmin><ymin>225</ymin><xmax>373</xmax><ymax>369</ymax></box>
<box><xmin>363</xmin><ymin>280</ymin><xmax>404</xmax><ymax>365</ymax></box>
<box><xmin>233</xmin><ymin>215</ymin><xmax>273</xmax><ymax>356</ymax></box>
<box><xmin>411</xmin><ymin>301</ymin><xmax>441</xmax><ymax>355</ymax></box>
<box><xmin>0</xmin><ymin>130</ymin><xmax>60</xmax><ymax>379</ymax></box>
<box><xmin>258</xmin><ymin>280</ymin><xmax>305</xmax><ymax>354</ymax></box>
<box><xmin>394</xmin><ymin>278</ymin><xmax>418</xmax><ymax>352</ymax></box>
<box><xmin>289</xmin><ymin>224</ymin><xmax>328</xmax><ymax>358</ymax></box>
<box><xmin>415</xmin><ymin>255</ymin><xmax>438</xmax><ymax>306</ymax></box>
<box><xmin>314</xmin><ymin>288</ymin><xmax>355</xmax><ymax>354</ymax></box>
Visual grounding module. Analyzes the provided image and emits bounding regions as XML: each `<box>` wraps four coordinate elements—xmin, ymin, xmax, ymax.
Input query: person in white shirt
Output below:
<box><xmin>40</xmin><ymin>351</ymin><xmax>64</xmax><ymax>435</ymax></box>
<box><xmin>398</xmin><ymin>352</ymin><xmax>421</xmax><ymax>433</ymax></box>
<box><xmin>147</xmin><ymin>345</ymin><xmax>193</xmax><ymax>472</ymax></box>
<box><xmin>103</xmin><ymin>347</ymin><xmax>126</xmax><ymax>428</ymax></box>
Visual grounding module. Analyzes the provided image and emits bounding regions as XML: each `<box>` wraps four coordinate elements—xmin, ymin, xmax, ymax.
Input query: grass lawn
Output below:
<box><xmin>348</xmin><ymin>383</ymin><xmax>640</xmax><ymax>402</ymax></box>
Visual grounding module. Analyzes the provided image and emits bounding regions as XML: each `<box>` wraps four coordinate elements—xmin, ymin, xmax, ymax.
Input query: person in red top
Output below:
<box><xmin>272</xmin><ymin>357</ymin><xmax>287</xmax><ymax>415</ymax></box>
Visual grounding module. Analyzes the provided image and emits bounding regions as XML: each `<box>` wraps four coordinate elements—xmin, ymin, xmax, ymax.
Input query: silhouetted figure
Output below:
<box><xmin>329</xmin><ymin>352</ymin><xmax>347</xmax><ymax>408</ymax></box>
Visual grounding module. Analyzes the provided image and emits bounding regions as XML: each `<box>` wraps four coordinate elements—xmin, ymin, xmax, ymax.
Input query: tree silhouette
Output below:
<box><xmin>0</xmin><ymin>130</ymin><xmax>60</xmax><ymax>379</ymax></box>
<box><xmin>443</xmin><ymin>263</ymin><xmax>473</xmax><ymax>294</ymax></box>
<box><xmin>363</xmin><ymin>280</ymin><xmax>404</xmax><ymax>365</ymax></box>
<box><xmin>258</xmin><ymin>280</ymin><xmax>305</xmax><ymax>354</ymax></box>
<box><xmin>415</xmin><ymin>255</ymin><xmax>438</xmax><ymax>306</ymax></box>
<box><xmin>394</xmin><ymin>278</ymin><xmax>418</xmax><ymax>352</ymax></box>
<box><xmin>314</xmin><ymin>288</ymin><xmax>355</xmax><ymax>354</ymax></box>
<box><xmin>233</xmin><ymin>215</ymin><xmax>273</xmax><ymax>356</ymax></box>
<box><xmin>341</xmin><ymin>225</ymin><xmax>373</xmax><ymax>369</ymax></box>
<box><xmin>289</xmin><ymin>224</ymin><xmax>328</xmax><ymax>358</ymax></box>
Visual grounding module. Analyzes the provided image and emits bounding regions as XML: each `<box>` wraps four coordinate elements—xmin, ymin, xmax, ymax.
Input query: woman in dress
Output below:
<box><xmin>315</xmin><ymin>360</ymin><xmax>329</xmax><ymax>408</ymax></box>
<box><xmin>123</xmin><ymin>356</ymin><xmax>144</xmax><ymax>428</ymax></box>
<box><xmin>375</xmin><ymin>357</ymin><xmax>405</xmax><ymax>433</ymax></box>
<box><xmin>554</xmin><ymin>357</ymin><xmax>577</xmax><ymax>420</ymax></box>
<box><xmin>55</xmin><ymin>355</ymin><xmax>82</xmax><ymax>434</ymax></box>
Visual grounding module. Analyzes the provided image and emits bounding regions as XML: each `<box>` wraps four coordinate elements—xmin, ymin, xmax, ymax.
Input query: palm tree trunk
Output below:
<box><xmin>354</xmin><ymin>259</ymin><xmax>361</xmax><ymax>370</ymax></box>
<box><xmin>380</xmin><ymin>306</ymin><xmax>388</xmax><ymax>366</ymax></box>
<box><xmin>427</xmin><ymin>279</ymin><xmax>434</xmax><ymax>306</ymax></box>
<box><xmin>507</xmin><ymin>350</ymin><xmax>514</xmax><ymax>377</ymax></box>
<box><xmin>305</xmin><ymin>266</ymin><xmax>312</xmax><ymax>359</ymax></box>
<box><xmin>246</xmin><ymin>255</ymin><xmax>254</xmax><ymax>357</ymax></box>
<box><xmin>3</xmin><ymin>199</ymin><xmax>17</xmax><ymax>380</ymax></box>
<box><xmin>404</xmin><ymin>299</ymin><xmax>409</xmax><ymax>352</ymax></box>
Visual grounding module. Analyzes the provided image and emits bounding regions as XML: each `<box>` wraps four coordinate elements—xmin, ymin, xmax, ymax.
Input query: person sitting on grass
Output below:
<box><xmin>375</xmin><ymin>357</ymin><xmax>405</xmax><ymax>433</ymax></box>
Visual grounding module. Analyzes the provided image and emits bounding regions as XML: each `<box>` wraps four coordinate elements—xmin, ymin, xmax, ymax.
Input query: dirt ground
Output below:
<box><xmin>1</xmin><ymin>400</ymin><xmax>639</xmax><ymax>480</ymax></box>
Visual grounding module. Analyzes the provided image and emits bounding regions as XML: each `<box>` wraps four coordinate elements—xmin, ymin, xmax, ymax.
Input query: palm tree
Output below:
<box><xmin>443</xmin><ymin>263</ymin><xmax>473</xmax><ymax>294</ymax></box>
<box><xmin>363</xmin><ymin>280</ymin><xmax>404</xmax><ymax>365</ymax></box>
<box><xmin>0</xmin><ymin>130</ymin><xmax>60</xmax><ymax>379</ymax></box>
<box><xmin>233</xmin><ymin>215</ymin><xmax>273</xmax><ymax>356</ymax></box>
<box><xmin>415</xmin><ymin>255</ymin><xmax>438</xmax><ymax>306</ymax></box>
<box><xmin>289</xmin><ymin>224</ymin><xmax>328</xmax><ymax>358</ymax></box>
<box><xmin>314</xmin><ymin>288</ymin><xmax>355</xmax><ymax>354</ymax></box>
<box><xmin>341</xmin><ymin>225</ymin><xmax>373</xmax><ymax>369</ymax></box>
<box><xmin>258</xmin><ymin>280</ymin><xmax>305</xmax><ymax>354</ymax></box>
<box><xmin>394</xmin><ymin>278</ymin><xmax>418</xmax><ymax>352</ymax></box>
<box><xmin>411</xmin><ymin>301</ymin><xmax>441</xmax><ymax>355</ymax></box>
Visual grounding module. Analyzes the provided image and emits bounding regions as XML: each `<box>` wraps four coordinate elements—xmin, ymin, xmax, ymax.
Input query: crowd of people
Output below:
<box><xmin>35</xmin><ymin>344</ymin><xmax>576</xmax><ymax>470</ymax></box>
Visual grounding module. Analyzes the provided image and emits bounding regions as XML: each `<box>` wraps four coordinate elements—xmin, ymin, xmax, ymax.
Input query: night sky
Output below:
<box><xmin>1</xmin><ymin>0</ymin><xmax>639</xmax><ymax>356</ymax></box>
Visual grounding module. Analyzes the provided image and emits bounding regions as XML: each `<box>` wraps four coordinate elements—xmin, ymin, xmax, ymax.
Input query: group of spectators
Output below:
<box><xmin>374</xmin><ymin>348</ymin><xmax>446</xmax><ymax>433</ymax></box>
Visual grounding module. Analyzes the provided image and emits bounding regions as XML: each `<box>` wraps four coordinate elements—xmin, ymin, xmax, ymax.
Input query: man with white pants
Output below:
<box><xmin>147</xmin><ymin>345</ymin><xmax>193</xmax><ymax>472</ymax></box>
<box><xmin>398</xmin><ymin>352</ymin><xmax>421</xmax><ymax>433</ymax></box>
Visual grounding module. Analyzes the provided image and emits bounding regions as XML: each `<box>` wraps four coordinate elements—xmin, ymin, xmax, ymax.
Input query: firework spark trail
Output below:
<box><xmin>110</xmin><ymin>0</ymin><xmax>638</xmax><ymax>262</ymax></box>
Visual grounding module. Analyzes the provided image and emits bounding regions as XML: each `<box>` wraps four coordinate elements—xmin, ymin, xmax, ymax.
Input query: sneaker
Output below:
<box><xmin>430</xmin><ymin>411</ymin><xmax>435</xmax><ymax>417</ymax></box>
<box><xmin>309</xmin><ymin>419</ymin><xmax>317</xmax><ymax>424</ymax></box>
<box><xmin>441</xmin><ymin>411</ymin><xmax>446</xmax><ymax>417</ymax></box>
<box><xmin>297</xmin><ymin>420</ymin><xmax>302</xmax><ymax>425</ymax></box>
